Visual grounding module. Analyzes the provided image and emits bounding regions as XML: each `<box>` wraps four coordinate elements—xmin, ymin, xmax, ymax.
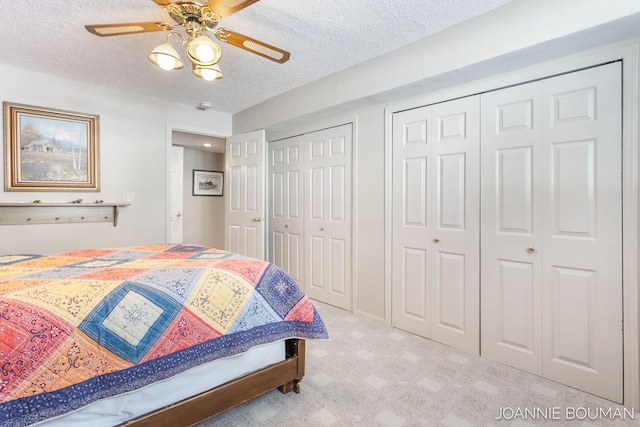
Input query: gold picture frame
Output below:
<box><xmin>3</xmin><ymin>102</ymin><xmax>99</xmax><ymax>191</ymax></box>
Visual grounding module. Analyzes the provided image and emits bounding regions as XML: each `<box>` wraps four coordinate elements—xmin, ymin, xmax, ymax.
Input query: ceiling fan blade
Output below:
<box><xmin>204</xmin><ymin>0</ymin><xmax>261</xmax><ymax>18</ymax></box>
<box><xmin>150</xmin><ymin>0</ymin><xmax>173</xmax><ymax>5</ymax></box>
<box><xmin>85</xmin><ymin>22</ymin><xmax>171</xmax><ymax>37</ymax></box>
<box><xmin>215</xmin><ymin>29</ymin><xmax>290</xmax><ymax>63</ymax></box>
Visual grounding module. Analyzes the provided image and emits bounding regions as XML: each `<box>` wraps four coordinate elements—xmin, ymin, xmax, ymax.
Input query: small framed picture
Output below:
<box><xmin>192</xmin><ymin>169</ymin><xmax>223</xmax><ymax>196</ymax></box>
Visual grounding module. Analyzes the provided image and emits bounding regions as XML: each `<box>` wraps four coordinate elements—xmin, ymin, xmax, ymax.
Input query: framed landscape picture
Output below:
<box><xmin>193</xmin><ymin>169</ymin><xmax>223</xmax><ymax>196</ymax></box>
<box><xmin>3</xmin><ymin>102</ymin><xmax>99</xmax><ymax>191</ymax></box>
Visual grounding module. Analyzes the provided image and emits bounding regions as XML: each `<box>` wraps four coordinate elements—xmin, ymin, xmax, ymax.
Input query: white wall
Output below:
<box><xmin>181</xmin><ymin>148</ymin><xmax>225</xmax><ymax>249</ymax></box>
<box><xmin>235</xmin><ymin>0</ymin><xmax>640</xmax><ymax>134</ymax></box>
<box><xmin>0</xmin><ymin>65</ymin><xmax>231</xmax><ymax>255</ymax></box>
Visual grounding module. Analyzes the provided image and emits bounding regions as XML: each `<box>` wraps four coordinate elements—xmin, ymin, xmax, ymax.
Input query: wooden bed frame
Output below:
<box><xmin>120</xmin><ymin>339</ymin><xmax>306</xmax><ymax>426</ymax></box>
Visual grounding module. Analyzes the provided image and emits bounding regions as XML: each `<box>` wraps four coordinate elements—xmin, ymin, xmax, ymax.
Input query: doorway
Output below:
<box><xmin>168</xmin><ymin>129</ymin><xmax>226</xmax><ymax>248</ymax></box>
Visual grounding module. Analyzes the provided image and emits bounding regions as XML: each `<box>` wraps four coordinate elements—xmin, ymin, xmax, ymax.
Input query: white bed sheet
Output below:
<box><xmin>36</xmin><ymin>340</ymin><xmax>286</xmax><ymax>427</ymax></box>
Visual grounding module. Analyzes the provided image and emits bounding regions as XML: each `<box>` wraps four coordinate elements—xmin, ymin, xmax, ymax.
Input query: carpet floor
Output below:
<box><xmin>197</xmin><ymin>301</ymin><xmax>636</xmax><ymax>426</ymax></box>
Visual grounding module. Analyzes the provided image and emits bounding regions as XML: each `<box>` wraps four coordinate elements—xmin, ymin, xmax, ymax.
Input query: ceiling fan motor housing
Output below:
<box><xmin>163</xmin><ymin>3</ymin><xmax>220</xmax><ymax>34</ymax></box>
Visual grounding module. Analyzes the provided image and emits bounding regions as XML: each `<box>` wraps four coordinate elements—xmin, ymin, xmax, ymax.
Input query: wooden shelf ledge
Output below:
<box><xmin>0</xmin><ymin>203</ymin><xmax>131</xmax><ymax>227</ymax></box>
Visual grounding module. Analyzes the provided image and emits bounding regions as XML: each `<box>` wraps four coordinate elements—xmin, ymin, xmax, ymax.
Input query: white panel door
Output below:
<box><xmin>481</xmin><ymin>63</ymin><xmax>622</xmax><ymax>402</ymax></box>
<box><xmin>430</xmin><ymin>98</ymin><xmax>480</xmax><ymax>353</ymax></box>
<box><xmin>225</xmin><ymin>130</ymin><xmax>266</xmax><ymax>260</ymax></box>
<box><xmin>392</xmin><ymin>96</ymin><xmax>480</xmax><ymax>354</ymax></box>
<box><xmin>480</xmin><ymin>82</ymin><xmax>543</xmax><ymax>374</ymax></box>
<box><xmin>268</xmin><ymin>135</ymin><xmax>304</xmax><ymax>285</ymax></box>
<box><xmin>304</xmin><ymin>124</ymin><xmax>352</xmax><ymax>310</ymax></box>
<box><xmin>540</xmin><ymin>64</ymin><xmax>622</xmax><ymax>401</ymax></box>
<box><xmin>392</xmin><ymin>106</ymin><xmax>431</xmax><ymax>336</ymax></box>
<box><xmin>170</xmin><ymin>145</ymin><xmax>184</xmax><ymax>244</ymax></box>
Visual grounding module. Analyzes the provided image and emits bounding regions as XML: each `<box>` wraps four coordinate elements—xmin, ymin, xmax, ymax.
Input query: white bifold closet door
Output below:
<box><xmin>392</xmin><ymin>96</ymin><xmax>480</xmax><ymax>354</ymax></box>
<box><xmin>268</xmin><ymin>135</ymin><xmax>304</xmax><ymax>284</ymax></box>
<box><xmin>304</xmin><ymin>124</ymin><xmax>353</xmax><ymax>310</ymax></box>
<box><xmin>267</xmin><ymin>124</ymin><xmax>353</xmax><ymax>311</ymax></box>
<box><xmin>480</xmin><ymin>63</ymin><xmax>622</xmax><ymax>402</ymax></box>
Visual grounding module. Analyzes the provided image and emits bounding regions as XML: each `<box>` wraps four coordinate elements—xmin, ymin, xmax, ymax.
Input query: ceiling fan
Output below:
<box><xmin>85</xmin><ymin>0</ymin><xmax>290</xmax><ymax>81</ymax></box>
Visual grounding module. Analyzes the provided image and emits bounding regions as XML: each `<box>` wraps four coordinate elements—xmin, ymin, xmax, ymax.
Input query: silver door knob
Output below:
<box><xmin>176</xmin><ymin>213</ymin><xmax>182</xmax><ymax>218</ymax></box>
<box><xmin>254</xmin><ymin>217</ymin><xmax>263</xmax><ymax>222</ymax></box>
<box><xmin>527</xmin><ymin>247</ymin><xmax>536</xmax><ymax>253</ymax></box>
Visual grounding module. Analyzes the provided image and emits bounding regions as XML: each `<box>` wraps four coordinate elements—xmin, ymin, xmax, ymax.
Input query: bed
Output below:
<box><xmin>0</xmin><ymin>244</ymin><xmax>328</xmax><ymax>427</ymax></box>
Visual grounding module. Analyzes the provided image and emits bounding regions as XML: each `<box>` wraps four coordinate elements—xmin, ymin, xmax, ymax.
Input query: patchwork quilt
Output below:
<box><xmin>0</xmin><ymin>244</ymin><xmax>328</xmax><ymax>427</ymax></box>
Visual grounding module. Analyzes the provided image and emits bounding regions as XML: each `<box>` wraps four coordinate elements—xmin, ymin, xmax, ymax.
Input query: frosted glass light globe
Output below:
<box><xmin>148</xmin><ymin>41</ymin><xmax>184</xmax><ymax>70</ymax></box>
<box><xmin>186</xmin><ymin>35</ymin><xmax>222</xmax><ymax>65</ymax></box>
<box><xmin>200</xmin><ymin>68</ymin><xmax>217</xmax><ymax>81</ymax></box>
<box><xmin>157</xmin><ymin>54</ymin><xmax>177</xmax><ymax>71</ymax></box>
<box><xmin>195</xmin><ymin>44</ymin><xmax>215</xmax><ymax>64</ymax></box>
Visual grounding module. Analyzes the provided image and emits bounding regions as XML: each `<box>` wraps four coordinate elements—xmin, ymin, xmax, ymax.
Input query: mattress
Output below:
<box><xmin>37</xmin><ymin>340</ymin><xmax>285</xmax><ymax>427</ymax></box>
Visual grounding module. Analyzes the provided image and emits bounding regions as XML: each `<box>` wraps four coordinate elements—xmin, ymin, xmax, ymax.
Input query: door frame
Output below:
<box><xmin>384</xmin><ymin>41</ymin><xmax>640</xmax><ymax>408</ymax></box>
<box><xmin>164</xmin><ymin>123</ymin><xmax>230</xmax><ymax>244</ymax></box>
<box><xmin>170</xmin><ymin>145</ymin><xmax>184</xmax><ymax>244</ymax></box>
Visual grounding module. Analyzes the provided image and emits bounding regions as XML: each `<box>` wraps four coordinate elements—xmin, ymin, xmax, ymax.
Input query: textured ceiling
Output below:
<box><xmin>0</xmin><ymin>0</ymin><xmax>512</xmax><ymax>115</ymax></box>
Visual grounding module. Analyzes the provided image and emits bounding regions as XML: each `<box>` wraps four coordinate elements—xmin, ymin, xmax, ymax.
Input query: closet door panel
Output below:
<box><xmin>309</xmin><ymin>167</ymin><xmax>325</xmax><ymax>220</ymax></box>
<box><xmin>435</xmin><ymin>251</ymin><xmax>466</xmax><ymax>332</ymax></box>
<box><xmin>401</xmin><ymin>247</ymin><xmax>428</xmax><ymax>321</ymax></box>
<box><xmin>287</xmin><ymin>231</ymin><xmax>302</xmax><ymax>282</ymax></box>
<box><xmin>272</xmin><ymin>169</ymin><xmax>285</xmax><ymax>219</ymax></box>
<box><xmin>482</xmin><ymin>63</ymin><xmax>623</xmax><ymax>401</ymax></box>
<box><xmin>309</xmin><ymin>235</ymin><xmax>324</xmax><ymax>291</ymax></box>
<box><xmin>329</xmin><ymin>237</ymin><xmax>347</xmax><ymax>296</ymax></box>
<box><xmin>497</xmin><ymin>147</ymin><xmax>534</xmax><ymax>234</ymax></box>
<box><xmin>497</xmin><ymin>259</ymin><xmax>535</xmax><ymax>353</ymax></box>
<box><xmin>404</xmin><ymin>157</ymin><xmax>428</xmax><ymax>227</ymax></box>
<box><xmin>550</xmin><ymin>140</ymin><xmax>595</xmax><ymax>237</ymax></box>
<box><xmin>271</xmin><ymin>230</ymin><xmax>285</xmax><ymax>268</ymax></box>
<box><xmin>481</xmin><ymin>81</ymin><xmax>543</xmax><ymax>374</ymax></box>
<box><xmin>541</xmin><ymin>63</ymin><xmax>622</xmax><ymax>402</ymax></box>
<box><xmin>330</xmin><ymin>165</ymin><xmax>346</xmax><ymax>221</ymax></box>
<box><xmin>551</xmin><ymin>266</ymin><xmax>596</xmax><ymax>365</ymax></box>
<box><xmin>304</xmin><ymin>124</ymin><xmax>352</xmax><ymax>310</ymax></box>
<box><xmin>268</xmin><ymin>136</ymin><xmax>304</xmax><ymax>284</ymax></box>
<box><xmin>392</xmin><ymin>96</ymin><xmax>480</xmax><ymax>353</ymax></box>
<box><xmin>392</xmin><ymin>107</ymin><xmax>432</xmax><ymax>337</ymax></box>
<box><xmin>438</xmin><ymin>153</ymin><xmax>465</xmax><ymax>230</ymax></box>
<box><xmin>430</xmin><ymin>97</ymin><xmax>480</xmax><ymax>354</ymax></box>
<box><xmin>288</xmin><ymin>170</ymin><xmax>301</xmax><ymax>219</ymax></box>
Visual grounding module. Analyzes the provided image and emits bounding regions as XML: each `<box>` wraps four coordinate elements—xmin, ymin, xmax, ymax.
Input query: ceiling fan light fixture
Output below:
<box><xmin>193</xmin><ymin>63</ymin><xmax>223</xmax><ymax>81</ymax></box>
<box><xmin>148</xmin><ymin>42</ymin><xmax>184</xmax><ymax>70</ymax></box>
<box><xmin>186</xmin><ymin>35</ymin><xmax>222</xmax><ymax>65</ymax></box>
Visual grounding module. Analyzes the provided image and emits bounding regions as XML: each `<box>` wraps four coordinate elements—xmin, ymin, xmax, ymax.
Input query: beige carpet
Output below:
<box><xmin>197</xmin><ymin>301</ymin><xmax>635</xmax><ymax>426</ymax></box>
